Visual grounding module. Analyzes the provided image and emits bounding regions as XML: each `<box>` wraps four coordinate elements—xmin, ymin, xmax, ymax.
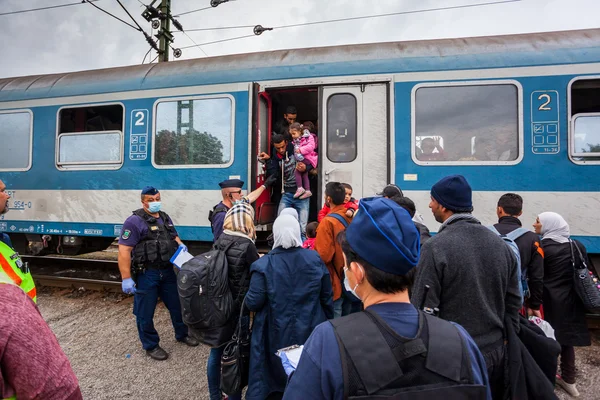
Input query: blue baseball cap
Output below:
<box><xmin>141</xmin><ymin>186</ymin><xmax>159</xmax><ymax>195</ymax></box>
<box><xmin>346</xmin><ymin>197</ymin><xmax>420</xmax><ymax>275</ymax></box>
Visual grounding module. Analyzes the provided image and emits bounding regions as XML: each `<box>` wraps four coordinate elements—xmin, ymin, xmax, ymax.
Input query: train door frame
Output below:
<box><xmin>250</xmin><ymin>78</ymin><xmax>394</xmax><ymax>229</ymax></box>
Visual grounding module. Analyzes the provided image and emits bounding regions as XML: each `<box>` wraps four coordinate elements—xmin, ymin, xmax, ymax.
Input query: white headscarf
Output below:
<box><xmin>280</xmin><ymin>207</ymin><xmax>299</xmax><ymax>220</ymax></box>
<box><xmin>539</xmin><ymin>211</ymin><xmax>570</xmax><ymax>244</ymax></box>
<box><xmin>272</xmin><ymin>213</ymin><xmax>302</xmax><ymax>249</ymax></box>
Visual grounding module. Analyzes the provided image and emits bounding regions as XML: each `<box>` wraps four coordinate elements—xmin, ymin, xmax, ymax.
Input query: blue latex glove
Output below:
<box><xmin>122</xmin><ymin>278</ymin><xmax>136</xmax><ymax>294</ymax></box>
<box><xmin>279</xmin><ymin>352</ymin><xmax>296</xmax><ymax>376</ymax></box>
<box><xmin>179</xmin><ymin>243</ymin><xmax>188</xmax><ymax>253</ymax></box>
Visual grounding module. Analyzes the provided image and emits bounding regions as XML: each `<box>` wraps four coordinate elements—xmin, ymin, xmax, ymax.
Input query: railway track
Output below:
<box><xmin>24</xmin><ymin>255</ymin><xmax>122</xmax><ymax>293</ymax></box>
<box><xmin>34</xmin><ymin>275</ymin><xmax>122</xmax><ymax>292</ymax></box>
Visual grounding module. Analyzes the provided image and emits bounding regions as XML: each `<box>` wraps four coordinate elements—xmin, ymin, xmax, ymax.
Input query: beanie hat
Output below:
<box><xmin>345</xmin><ymin>197</ymin><xmax>420</xmax><ymax>275</ymax></box>
<box><xmin>430</xmin><ymin>175</ymin><xmax>473</xmax><ymax>212</ymax></box>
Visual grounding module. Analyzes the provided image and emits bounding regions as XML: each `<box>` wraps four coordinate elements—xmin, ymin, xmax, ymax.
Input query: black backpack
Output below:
<box><xmin>177</xmin><ymin>242</ymin><xmax>235</xmax><ymax>340</ymax></box>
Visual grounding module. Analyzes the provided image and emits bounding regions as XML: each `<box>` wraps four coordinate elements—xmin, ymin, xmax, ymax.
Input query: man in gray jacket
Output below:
<box><xmin>411</xmin><ymin>175</ymin><xmax>521</xmax><ymax>400</ymax></box>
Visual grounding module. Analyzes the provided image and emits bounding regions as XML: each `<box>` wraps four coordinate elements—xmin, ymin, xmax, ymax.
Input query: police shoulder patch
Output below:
<box><xmin>122</xmin><ymin>230</ymin><xmax>131</xmax><ymax>239</ymax></box>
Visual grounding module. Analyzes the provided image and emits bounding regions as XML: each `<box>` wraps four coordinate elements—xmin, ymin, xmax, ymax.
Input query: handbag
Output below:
<box><xmin>220</xmin><ymin>296</ymin><xmax>251</xmax><ymax>395</ymax></box>
<box><xmin>569</xmin><ymin>240</ymin><xmax>600</xmax><ymax>311</ymax></box>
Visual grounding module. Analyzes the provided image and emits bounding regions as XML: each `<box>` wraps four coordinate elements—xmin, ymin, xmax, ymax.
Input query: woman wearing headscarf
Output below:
<box><xmin>534</xmin><ymin>212</ymin><xmax>591</xmax><ymax>397</ymax></box>
<box><xmin>245</xmin><ymin>211</ymin><xmax>334</xmax><ymax>400</ymax></box>
<box><xmin>206</xmin><ymin>202</ymin><xmax>260</xmax><ymax>400</ymax></box>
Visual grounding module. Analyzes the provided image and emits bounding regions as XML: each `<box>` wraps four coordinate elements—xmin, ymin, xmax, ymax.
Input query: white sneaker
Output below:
<box><xmin>556</xmin><ymin>375</ymin><xmax>580</xmax><ymax>397</ymax></box>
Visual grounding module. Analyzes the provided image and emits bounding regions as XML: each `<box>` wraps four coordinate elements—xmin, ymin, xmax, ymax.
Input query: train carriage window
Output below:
<box><xmin>327</xmin><ymin>94</ymin><xmax>357</xmax><ymax>163</ymax></box>
<box><xmin>413</xmin><ymin>83</ymin><xmax>520</xmax><ymax>164</ymax></box>
<box><xmin>0</xmin><ymin>110</ymin><xmax>32</xmax><ymax>171</ymax></box>
<box><xmin>57</xmin><ymin>104</ymin><xmax>124</xmax><ymax>169</ymax></box>
<box><xmin>569</xmin><ymin>79</ymin><xmax>600</xmax><ymax>163</ymax></box>
<box><xmin>153</xmin><ymin>96</ymin><xmax>233</xmax><ymax>167</ymax></box>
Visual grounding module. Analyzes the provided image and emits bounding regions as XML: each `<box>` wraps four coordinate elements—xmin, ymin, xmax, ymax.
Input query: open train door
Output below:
<box><xmin>251</xmin><ymin>82</ymin><xmax>277</xmax><ymax>231</ymax></box>
<box><xmin>320</xmin><ymin>84</ymin><xmax>390</xmax><ymax>200</ymax></box>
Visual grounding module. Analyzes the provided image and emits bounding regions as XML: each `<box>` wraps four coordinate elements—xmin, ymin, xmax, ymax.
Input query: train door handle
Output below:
<box><xmin>324</xmin><ymin>168</ymin><xmax>337</xmax><ymax>182</ymax></box>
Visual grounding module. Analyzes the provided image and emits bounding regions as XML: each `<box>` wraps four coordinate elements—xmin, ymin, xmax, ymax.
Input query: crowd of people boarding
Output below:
<box><xmin>205</xmin><ymin>172</ymin><xmax>595</xmax><ymax>400</ymax></box>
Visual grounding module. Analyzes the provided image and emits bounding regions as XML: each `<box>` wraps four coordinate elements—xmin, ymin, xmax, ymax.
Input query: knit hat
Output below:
<box><xmin>346</xmin><ymin>197</ymin><xmax>420</xmax><ymax>275</ymax></box>
<box><xmin>430</xmin><ymin>175</ymin><xmax>473</xmax><ymax>212</ymax></box>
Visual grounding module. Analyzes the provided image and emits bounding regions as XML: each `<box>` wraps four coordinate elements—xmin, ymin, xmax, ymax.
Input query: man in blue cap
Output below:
<box><xmin>210</xmin><ymin>175</ymin><xmax>276</xmax><ymax>242</ymax></box>
<box><xmin>283</xmin><ymin>197</ymin><xmax>491</xmax><ymax>400</ymax></box>
<box><xmin>117</xmin><ymin>186</ymin><xmax>199</xmax><ymax>360</ymax></box>
<box><xmin>411</xmin><ymin>175</ymin><xmax>521</xmax><ymax>400</ymax></box>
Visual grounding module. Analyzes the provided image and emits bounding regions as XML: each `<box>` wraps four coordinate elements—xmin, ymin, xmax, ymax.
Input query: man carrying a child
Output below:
<box><xmin>259</xmin><ymin>133</ymin><xmax>311</xmax><ymax>240</ymax></box>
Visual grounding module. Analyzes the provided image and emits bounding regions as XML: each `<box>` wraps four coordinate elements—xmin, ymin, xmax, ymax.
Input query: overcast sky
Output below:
<box><xmin>1</xmin><ymin>0</ymin><xmax>599</xmax><ymax>78</ymax></box>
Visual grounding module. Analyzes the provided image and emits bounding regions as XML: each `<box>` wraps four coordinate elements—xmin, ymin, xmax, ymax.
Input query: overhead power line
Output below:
<box><xmin>182</xmin><ymin>31</ymin><xmax>210</xmax><ymax>57</ymax></box>
<box><xmin>182</xmin><ymin>24</ymin><xmax>256</xmax><ymax>33</ymax></box>
<box><xmin>272</xmin><ymin>0</ymin><xmax>523</xmax><ymax>30</ymax></box>
<box><xmin>115</xmin><ymin>0</ymin><xmax>146</xmax><ymax>32</ymax></box>
<box><xmin>84</xmin><ymin>0</ymin><xmax>140</xmax><ymax>31</ymax></box>
<box><xmin>175</xmin><ymin>6</ymin><xmax>211</xmax><ymax>17</ymax></box>
<box><xmin>179</xmin><ymin>34</ymin><xmax>256</xmax><ymax>50</ymax></box>
<box><xmin>0</xmin><ymin>0</ymin><xmax>101</xmax><ymax>17</ymax></box>
<box><xmin>173</xmin><ymin>0</ymin><xmax>236</xmax><ymax>17</ymax></box>
<box><xmin>180</xmin><ymin>0</ymin><xmax>523</xmax><ymax>35</ymax></box>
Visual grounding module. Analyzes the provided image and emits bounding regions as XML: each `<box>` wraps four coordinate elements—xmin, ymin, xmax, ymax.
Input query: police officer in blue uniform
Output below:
<box><xmin>118</xmin><ymin>186</ymin><xmax>199</xmax><ymax>360</ymax></box>
<box><xmin>209</xmin><ymin>176</ymin><xmax>276</xmax><ymax>242</ymax></box>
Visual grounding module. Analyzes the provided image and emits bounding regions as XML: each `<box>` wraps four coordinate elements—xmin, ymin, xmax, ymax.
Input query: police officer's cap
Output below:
<box><xmin>141</xmin><ymin>186</ymin><xmax>159</xmax><ymax>195</ymax></box>
<box><xmin>219</xmin><ymin>179</ymin><xmax>244</xmax><ymax>189</ymax></box>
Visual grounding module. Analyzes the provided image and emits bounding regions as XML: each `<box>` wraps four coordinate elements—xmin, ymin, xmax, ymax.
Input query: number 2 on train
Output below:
<box><xmin>538</xmin><ymin>94</ymin><xmax>552</xmax><ymax>111</ymax></box>
<box><xmin>134</xmin><ymin>111</ymin><xmax>145</xmax><ymax>126</ymax></box>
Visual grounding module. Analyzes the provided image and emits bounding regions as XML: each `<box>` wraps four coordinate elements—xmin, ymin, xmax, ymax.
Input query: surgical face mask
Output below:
<box><xmin>343</xmin><ymin>266</ymin><xmax>361</xmax><ymax>301</ymax></box>
<box><xmin>148</xmin><ymin>201</ymin><xmax>161</xmax><ymax>213</ymax></box>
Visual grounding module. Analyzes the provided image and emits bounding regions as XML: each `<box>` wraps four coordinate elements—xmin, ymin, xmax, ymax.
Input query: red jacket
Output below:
<box><xmin>317</xmin><ymin>200</ymin><xmax>358</xmax><ymax>222</ymax></box>
<box><xmin>302</xmin><ymin>237</ymin><xmax>316</xmax><ymax>250</ymax></box>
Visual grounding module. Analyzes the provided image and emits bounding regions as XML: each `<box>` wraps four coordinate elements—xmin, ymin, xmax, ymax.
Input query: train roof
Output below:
<box><xmin>1</xmin><ymin>28</ymin><xmax>600</xmax><ymax>102</ymax></box>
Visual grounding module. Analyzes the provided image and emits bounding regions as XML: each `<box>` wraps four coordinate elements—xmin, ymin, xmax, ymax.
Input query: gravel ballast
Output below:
<box><xmin>37</xmin><ymin>287</ymin><xmax>600</xmax><ymax>399</ymax></box>
<box><xmin>37</xmin><ymin>288</ymin><xmax>211</xmax><ymax>399</ymax></box>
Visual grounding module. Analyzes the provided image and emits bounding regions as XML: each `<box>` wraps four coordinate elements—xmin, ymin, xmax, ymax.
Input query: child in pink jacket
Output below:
<box><xmin>289</xmin><ymin>122</ymin><xmax>318</xmax><ymax>199</ymax></box>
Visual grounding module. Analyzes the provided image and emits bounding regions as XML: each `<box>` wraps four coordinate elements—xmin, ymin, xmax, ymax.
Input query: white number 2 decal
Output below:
<box><xmin>538</xmin><ymin>94</ymin><xmax>552</xmax><ymax>111</ymax></box>
<box><xmin>134</xmin><ymin>111</ymin><xmax>145</xmax><ymax>126</ymax></box>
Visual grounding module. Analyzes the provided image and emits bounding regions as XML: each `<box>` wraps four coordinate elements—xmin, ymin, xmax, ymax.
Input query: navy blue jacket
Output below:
<box><xmin>245</xmin><ymin>246</ymin><xmax>334</xmax><ymax>400</ymax></box>
<box><xmin>283</xmin><ymin>302</ymin><xmax>491</xmax><ymax>400</ymax></box>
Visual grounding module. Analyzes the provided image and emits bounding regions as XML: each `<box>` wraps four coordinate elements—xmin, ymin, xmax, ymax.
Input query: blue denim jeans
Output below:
<box><xmin>207</xmin><ymin>347</ymin><xmax>242</xmax><ymax>400</ymax></box>
<box><xmin>277</xmin><ymin>192</ymin><xmax>310</xmax><ymax>241</ymax></box>
<box><xmin>207</xmin><ymin>316</ymin><xmax>249</xmax><ymax>400</ymax></box>
<box><xmin>133</xmin><ymin>268</ymin><xmax>188</xmax><ymax>350</ymax></box>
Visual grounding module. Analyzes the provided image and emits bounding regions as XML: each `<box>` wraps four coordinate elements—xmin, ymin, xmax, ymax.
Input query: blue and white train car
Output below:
<box><xmin>1</xmin><ymin>28</ymin><xmax>599</xmax><ymax>255</ymax></box>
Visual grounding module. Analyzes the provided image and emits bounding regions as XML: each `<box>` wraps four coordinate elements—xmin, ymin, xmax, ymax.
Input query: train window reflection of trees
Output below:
<box><xmin>0</xmin><ymin>111</ymin><xmax>31</xmax><ymax>171</ymax></box>
<box><xmin>414</xmin><ymin>84</ymin><xmax>519</xmax><ymax>163</ymax></box>
<box><xmin>154</xmin><ymin>97</ymin><xmax>232</xmax><ymax>167</ymax></box>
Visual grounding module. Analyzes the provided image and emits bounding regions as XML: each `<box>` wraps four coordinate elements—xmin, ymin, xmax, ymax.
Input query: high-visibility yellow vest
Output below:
<box><xmin>0</xmin><ymin>241</ymin><xmax>36</xmax><ymax>303</ymax></box>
